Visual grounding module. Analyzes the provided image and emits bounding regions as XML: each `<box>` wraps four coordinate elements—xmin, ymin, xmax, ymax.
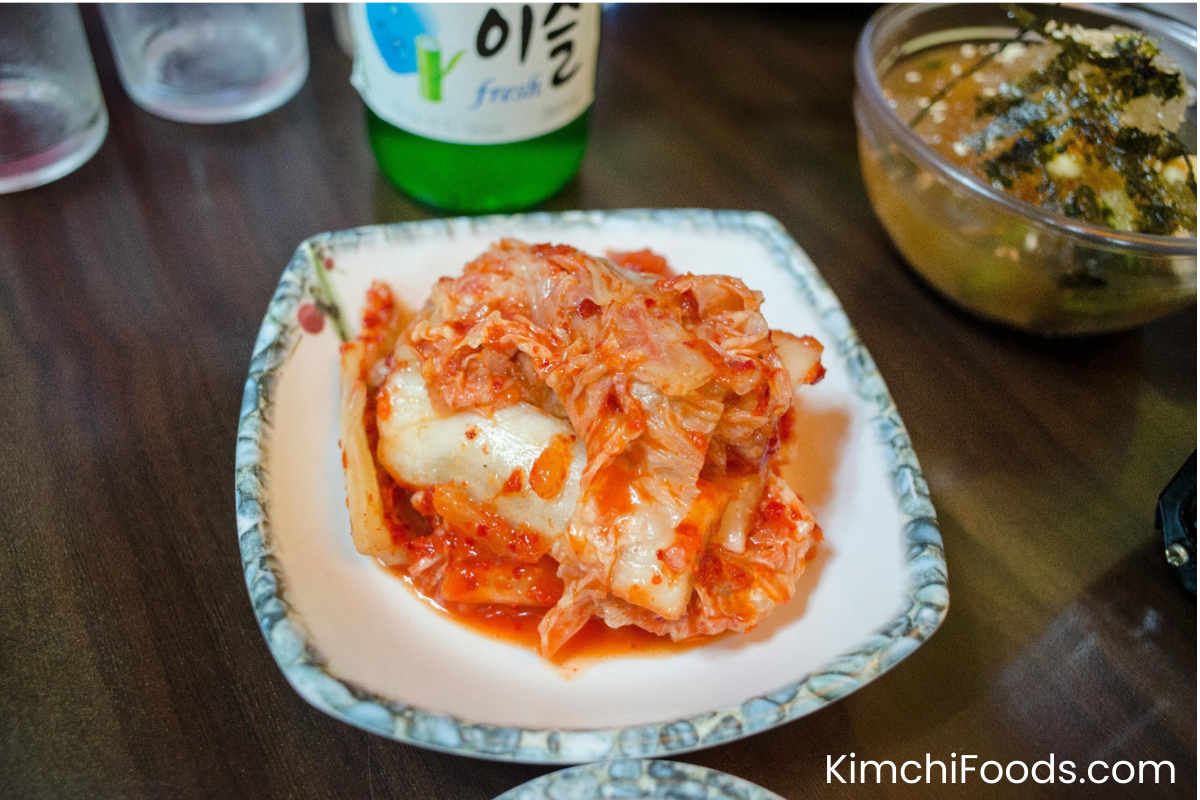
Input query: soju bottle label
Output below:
<box><xmin>350</xmin><ymin>3</ymin><xmax>600</xmax><ymax>145</ymax></box>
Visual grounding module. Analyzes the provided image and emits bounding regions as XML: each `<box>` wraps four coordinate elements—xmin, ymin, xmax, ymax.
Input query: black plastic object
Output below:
<box><xmin>1157</xmin><ymin>451</ymin><xmax>1197</xmax><ymax>594</ymax></box>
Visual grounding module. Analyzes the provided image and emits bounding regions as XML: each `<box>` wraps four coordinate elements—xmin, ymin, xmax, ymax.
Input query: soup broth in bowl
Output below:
<box><xmin>856</xmin><ymin>3</ymin><xmax>1197</xmax><ymax>335</ymax></box>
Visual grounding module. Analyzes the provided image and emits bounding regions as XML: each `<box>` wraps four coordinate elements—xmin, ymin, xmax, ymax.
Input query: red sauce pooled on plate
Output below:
<box><xmin>387</xmin><ymin>566</ymin><xmax>722</xmax><ymax>664</ymax></box>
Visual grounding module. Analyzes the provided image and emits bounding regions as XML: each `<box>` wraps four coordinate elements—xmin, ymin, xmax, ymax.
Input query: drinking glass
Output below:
<box><xmin>0</xmin><ymin>4</ymin><xmax>108</xmax><ymax>194</ymax></box>
<box><xmin>100</xmin><ymin>4</ymin><xmax>309</xmax><ymax>123</ymax></box>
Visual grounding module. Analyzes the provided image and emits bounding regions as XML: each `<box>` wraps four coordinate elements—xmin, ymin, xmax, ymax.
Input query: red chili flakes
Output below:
<box><xmin>375</xmin><ymin>389</ymin><xmax>393</xmax><ymax>421</ymax></box>
<box><xmin>410</xmin><ymin>490</ymin><xmax>434</xmax><ymax>518</ymax></box>
<box><xmin>753</xmin><ymin>383</ymin><xmax>771</xmax><ymax>415</ymax></box>
<box><xmin>761</xmin><ymin>501</ymin><xmax>787</xmax><ymax>524</ymax></box>
<box><xmin>658</xmin><ymin>523</ymin><xmax>700</xmax><ymax>575</ymax></box>
<box><xmin>465</xmin><ymin>426</ymin><xmax>479</xmax><ymax>441</ymax></box>
<box><xmin>696</xmin><ymin>550</ymin><xmax>753</xmax><ymax>592</ymax></box>
<box><xmin>501</xmin><ymin>468</ymin><xmax>524</xmax><ymax>495</ymax></box>
<box><xmin>696</xmin><ymin>551</ymin><xmax>721</xmax><ymax>586</ymax></box>
<box><xmin>511</xmin><ymin>528</ymin><xmax>539</xmax><ymax>555</ymax></box>
<box><xmin>298</xmin><ymin>302</ymin><xmax>324</xmax><ymax>333</ymax></box>
<box><xmin>528</xmin><ymin>560</ymin><xmax>566</xmax><ymax>606</ymax></box>
<box><xmin>679</xmin><ymin>290</ymin><xmax>699</xmax><ymax>320</ymax></box>
<box><xmin>778</xmin><ymin>408</ymin><xmax>796</xmax><ymax>444</ymax></box>
<box><xmin>407</xmin><ymin>533</ymin><xmax>440</xmax><ymax>561</ymax></box>
<box><xmin>577</xmin><ymin>298</ymin><xmax>602</xmax><ymax>318</ymax></box>
<box><xmin>361</xmin><ymin>282</ymin><xmax>395</xmax><ymax>327</ymax></box>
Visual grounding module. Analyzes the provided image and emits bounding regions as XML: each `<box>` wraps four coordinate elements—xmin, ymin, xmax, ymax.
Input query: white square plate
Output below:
<box><xmin>235</xmin><ymin>209</ymin><xmax>947</xmax><ymax>763</ymax></box>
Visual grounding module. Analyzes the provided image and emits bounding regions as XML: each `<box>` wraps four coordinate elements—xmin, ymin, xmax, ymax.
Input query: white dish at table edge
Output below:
<box><xmin>234</xmin><ymin>208</ymin><xmax>948</xmax><ymax>763</ymax></box>
<box><xmin>495</xmin><ymin>759</ymin><xmax>786</xmax><ymax>800</ymax></box>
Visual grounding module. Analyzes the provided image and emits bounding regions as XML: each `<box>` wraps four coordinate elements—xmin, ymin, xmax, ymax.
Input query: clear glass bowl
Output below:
<box><xmin>854</xmin><ymin>3</ymin><xmax>1197</xmax><ymax>336</ymax></box>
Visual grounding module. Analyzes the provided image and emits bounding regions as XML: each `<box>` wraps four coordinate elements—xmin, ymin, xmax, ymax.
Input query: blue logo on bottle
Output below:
<box><xmin>366</xmin><ymin>4</ymin><xmax>434</xmax><ymax>74</ymax></box>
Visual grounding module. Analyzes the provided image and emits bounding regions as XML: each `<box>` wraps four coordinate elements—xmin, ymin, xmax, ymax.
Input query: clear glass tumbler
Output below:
<box><xmin>0</xmin><ymin>4</ymin><xmax>108</xmax><ymax>194</ymax></box>
<box><xmin>100</xmin><ymin>4</ymin><xmax>309</xmax><ymax>123</ymax></box>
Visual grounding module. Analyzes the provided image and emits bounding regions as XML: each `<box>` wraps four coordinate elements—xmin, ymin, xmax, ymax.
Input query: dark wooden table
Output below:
<box><xmin>2</xmin><ymin>5</ymin><xmax>1194</xmax><ymax>799</ymax></box>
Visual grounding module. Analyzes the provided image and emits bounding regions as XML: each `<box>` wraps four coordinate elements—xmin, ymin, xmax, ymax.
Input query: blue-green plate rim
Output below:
<box><xmin>234</xmin><ymin>208</ymin><xmax>948</xmax><ymax>764</ymax></box>
<box><xmin>494</xmin><ymin>758</ymin><xmax>786</xmax><ymax>799</ymax></box>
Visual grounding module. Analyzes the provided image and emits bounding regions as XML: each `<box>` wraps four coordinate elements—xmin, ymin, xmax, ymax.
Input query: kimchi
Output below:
<box><xmin>339</xmin><ymin>240</ymin><xmax>824</xmax><ymax>657</ymax></box>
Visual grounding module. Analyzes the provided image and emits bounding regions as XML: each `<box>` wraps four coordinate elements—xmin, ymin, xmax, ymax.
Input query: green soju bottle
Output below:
<box><xmin>350</xmin><ymin>3</ymin><xmax>600</xmax><ymax>213</ymax></box>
